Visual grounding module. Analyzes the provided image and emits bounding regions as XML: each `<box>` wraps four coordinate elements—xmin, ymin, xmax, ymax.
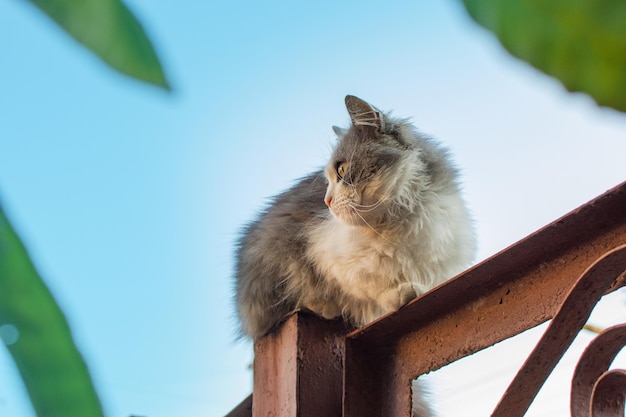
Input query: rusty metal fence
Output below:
<box><xmin>226</xmin><ymin>181</ymin><xmax>626</xmax><ymax>417</ymax></box>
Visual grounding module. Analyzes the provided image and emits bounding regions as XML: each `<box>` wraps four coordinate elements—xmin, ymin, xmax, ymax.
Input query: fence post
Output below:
<box><xmin>252</xmin><ymin>311</ymin><xmax>348</xmax><ymax>417</ymax></box>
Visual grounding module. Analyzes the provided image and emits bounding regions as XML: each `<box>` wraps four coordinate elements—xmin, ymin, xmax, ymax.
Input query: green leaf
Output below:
<box><xmin>0</xmin><ymin>204</ymin><xmax>104</xmax><ymax>417</ymax></box>
<box><xmin>27</xmin><ymin>0</ymin><xmax>170</xmax><ymax>90</ymax></box>
<box><xmin>461</xmin><ymin>0</ymin><xmax>626</xmax><ymax>112</ymax></box>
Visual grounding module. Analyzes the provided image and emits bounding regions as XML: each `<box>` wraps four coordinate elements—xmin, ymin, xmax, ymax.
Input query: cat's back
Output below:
<box><xmin>235</xmin><ymin>170</ymin><xmax>329</xmax><ymax>337</ymax></box>
<box><xmin>239</xmin><ymin>170</ymin><xmax>328</xmax><ymax>247</ymax></box>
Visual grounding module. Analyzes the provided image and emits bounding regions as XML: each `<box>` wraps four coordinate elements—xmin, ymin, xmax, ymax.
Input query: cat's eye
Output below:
<box><xmin>336</xmin><ymin>161</ymin><xmax>347</xmax><ymax>179</ymax></box>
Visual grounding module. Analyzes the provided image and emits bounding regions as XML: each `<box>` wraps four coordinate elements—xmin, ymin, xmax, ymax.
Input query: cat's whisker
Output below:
<box><xmin>351</xmin><ymin>198</ymin><xmax>384</xmax><ymax>208</ymax></box>
<box><xmin>351</xmin><ymin>192</ymin><xmax>396</xmax><ymax>214</ymax></box>
<box><xmin>348</xmin><ymin>205</ymin><xmax>395</xmax><ymax>244</ymax></box>
<box><xmin>351</xmin><ymin>202</ymin><xmax>384</xmax><ymax>213</ymax></box>
<box><xmin>350</xmin><ymin>196</ymin><xmax>390</xmax><ymax>212</ymax></box>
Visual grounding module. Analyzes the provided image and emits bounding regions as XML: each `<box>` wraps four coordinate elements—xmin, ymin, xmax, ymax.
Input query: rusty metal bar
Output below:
<box><xmin>225</xmin><ymin>182</ymin><xmax>626</xmax><ymax>417</ymax></box>
<box><xmin>224</xmin><ymin>394</ymin><xmax>252</xmax><ymax>417</ymax></box>
<box><xmin>344</xmin><ymin>181</ymin><xmax>626</xmax><ymax>417</ymax></box>
<box><xmin>252</xmin><ymin>311</ymin><xmax>348</xmax><ymax>417</ymax></box>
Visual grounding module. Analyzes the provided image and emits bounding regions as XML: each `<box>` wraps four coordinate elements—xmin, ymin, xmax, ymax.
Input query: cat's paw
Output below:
<box><xmin>301</xmin><ymin>300</ymin><xmax>341</xmax><ymax>320</ymax></box>
<box><xmin>397</xmin><ymin>282</ymin><xmax>418</xmax><ymax>306</ymax></box>
<box><xmin>318</xmin><ymin>303</ymin><xmax>341</xmax><ymax>320</ymax></box>
<box><xmin>379</xmin><ymin>283</ymin><xmax>418</xmax><ymax>312</ymax></box>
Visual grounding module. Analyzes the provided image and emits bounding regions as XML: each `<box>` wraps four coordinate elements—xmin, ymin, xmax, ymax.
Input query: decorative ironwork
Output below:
<box><xmin>572</xmin><ymin>324</ymin><xmax>626</xmax><ymax>417</ymax></box>
<box><xmin>492</xmin><ymin>245</ymin><xmax>626</xmax><ymax>417</ymax></box>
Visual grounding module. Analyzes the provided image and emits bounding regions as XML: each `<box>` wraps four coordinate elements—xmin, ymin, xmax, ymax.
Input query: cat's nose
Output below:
<box><xmin>324</xmin><ymin>196</ymin><xmax>332</xmax><ymax>207</ymax></box>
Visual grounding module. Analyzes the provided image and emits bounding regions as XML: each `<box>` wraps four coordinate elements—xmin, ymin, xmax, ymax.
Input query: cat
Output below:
<box><xmin>234</xmin><ymin>95</ymin><xmax>476</xmax><ymax>416</ymax></box>
<box><xmin>235</xmin><ymin>95</ymin><xmax>475</xmax><ymax>340</ymax></box>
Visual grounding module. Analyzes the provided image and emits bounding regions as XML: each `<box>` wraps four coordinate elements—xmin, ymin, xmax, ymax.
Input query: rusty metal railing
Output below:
<box><xmin>226</xmin><ymin>181</ymin><xmax>626</xmax><ymax>417</ymax></box>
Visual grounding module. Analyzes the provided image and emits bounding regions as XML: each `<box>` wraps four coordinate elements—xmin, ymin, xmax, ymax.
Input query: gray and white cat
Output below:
<box><xmin>235</xmin><ymin>95</ymin><xmax>475</xmax><ymax>339</ymax></box>
<box><xmin>235</xmin><ymin>96</ymin><xmax>476</xmax><ymax>416</ymax></box>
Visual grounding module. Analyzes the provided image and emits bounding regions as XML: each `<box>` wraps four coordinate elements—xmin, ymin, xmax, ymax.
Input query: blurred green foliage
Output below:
<box><xmin>462</xmin><ymin>0</ymin><xmax>626</xmax><ymax>112</ymax></box>
<box><xmin>27</xmin><ymin>0</ymin><xmax>170</xmax><ymax>90</ymax></box>
<box><xmin>0</xmin><ymin>206</ymin><xmax>104</xmax><ymax>417</ymax></box>
<box><xmin>2</xmin><ymin>3</ymin><xmax>165</xmax><ymax>416</ymax></box>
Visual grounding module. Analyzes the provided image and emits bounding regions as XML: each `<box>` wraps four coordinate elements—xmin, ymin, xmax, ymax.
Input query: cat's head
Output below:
<box><xmin>323</xmin><ymin>95</ymin><xmax>429</xmax><ymax>228</ymax></box>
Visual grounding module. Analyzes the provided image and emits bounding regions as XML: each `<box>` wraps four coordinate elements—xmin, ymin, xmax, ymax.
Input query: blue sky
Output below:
<box><xmin>1</xmin><ymin>1</ymin><xmax>625</xmax><ymax>416</ymax></box>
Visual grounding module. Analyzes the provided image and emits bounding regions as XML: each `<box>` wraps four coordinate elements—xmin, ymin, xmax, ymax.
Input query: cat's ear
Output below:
<box><xmin>345</xmin><ymin>95</ymin><xmax>384</xmax><ymax>132</ymax></box>
<box><xmin>332</xmin><ymin>126</ymin><xmax>347</xmax><ymax>137</ymax></box>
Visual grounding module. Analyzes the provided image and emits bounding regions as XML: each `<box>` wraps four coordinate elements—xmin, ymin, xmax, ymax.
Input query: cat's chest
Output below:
<box><xmin>307</xmin><ymin>219</ymin><xmax>416</xmax><ymax>290</ymax></box>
